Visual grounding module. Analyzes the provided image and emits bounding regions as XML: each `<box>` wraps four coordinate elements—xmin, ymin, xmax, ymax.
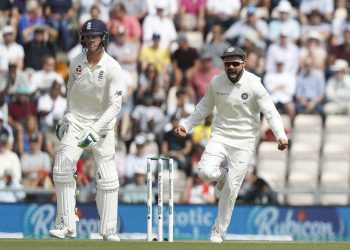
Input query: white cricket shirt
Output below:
<box><xmin>66</xmin><ymin>51</ymin><xmax>122</xmax><ymax>133</ymax></box>
<box><xmin>183</xmin><ymin>70</ymin><xmax>287</xmax><ymax>151</ymax></box>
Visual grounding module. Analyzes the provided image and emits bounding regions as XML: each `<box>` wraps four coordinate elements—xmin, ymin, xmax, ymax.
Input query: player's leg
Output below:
<box><xmin>93</xmin><ymin>132</ymin><xmax>120</xmax><ymax>241</ymax></box>
<box><xmin>196</xmin><ymin>140</ymin><xmax>228</xmax><ymax>186</ymax></box>
<box><xmin>212</xmin><ymin>149</ymin><xmax>253</xmax><ymax>242</ymax></box>
<box><xmin>50</xmin><ymin>125</ymin><xmax>83</xmax><ymax>239</ymax></box>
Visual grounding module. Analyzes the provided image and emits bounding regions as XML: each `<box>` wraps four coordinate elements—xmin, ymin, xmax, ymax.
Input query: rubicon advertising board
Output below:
<box><xmin>0</xmin><ymin>203</ymin><xmax>349</xmax><ymax>241</ymax></box>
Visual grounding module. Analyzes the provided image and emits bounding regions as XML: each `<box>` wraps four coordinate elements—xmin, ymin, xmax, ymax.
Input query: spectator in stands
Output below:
<box><xmin>135</xmin><ymin>63</ymin><xmax>168</xmax><ymax>106</ymax></box>
<box><xmin>113</xmin><ymin>0</ymin><xmax>148</xmax><ymax>23</ymax></box>
<box><xmin>0</xmin><ymin>1</ymin><xmax>12</xmax><ymax>29</ymax></box>
<box><xmin>225</xmin><ymin>4</ymin><xmax>269</xmax><ymax>50</ymax></box>
<box><xmin>0</xmin><ymin>169</ymin><xmax>26</xmax><ymax>203</ymax></box>
<box><xmin>263</xmin><ymin>57</ymin><xmax>296</xmax><ymax>120</ymax></box>
<box><xmin>202</xmin><ymin>23</ymin><xmax>230</xmax><ymax>69</ymax></box>
<box><xmin>299</xmin><ymin>0</ymin><xmax>334</xmax><ymax>25</ymax></box>
<box><xmin>162</xmin><ymin>113</ymin><xmax>193</xmax><ymax>177</ymax></box>
<box><xmin>0</xmin><ymin>25</ymin><xmax>24</xmax><ymax>72</ymax></box>
<box><xmin>20</xmin><ymin>136</ymin><xmax>52</xmax><ymax>189</ymax></box>
<box><xmin>106</xmin><ymin>3</ymin><xmax>141</xmax><ymax>43</ymax></box>
<box><xmin>300</xmin><ymin>9</ymin><xmax>331</xmax><ymax>44</ymax></box>
<box><xmin>18</xmin><ymin>0</ymin><xmax>46</xmax><ymax>44</ymax></box>
<box><xmin>324</xmin><ymin>59</ymin><xmax>350</xmax><ymax>115</ymax></box>
<box><xmin>79</xmin><ymin>3</ymin><xmax>103</xmax><ymax>25</ymax></box>
<box><xmin>37</xmin><ymin>81</ymin><xmax>66</xmax><ymax>132</ymax></box>
<box><xmin>192</xmin><ymin>113</ymin><xmax>213</xmax><ymax>146</ymax></box>
<box><xmin>132</xmin><ymin>95</ymin><xmax>167</xmax><ymax>142</ymax></box>
<box><xmin>181</xmin><ymin>170</ymin><xmax>215</xmax><ymax>204</ymax></box>
<box><xmin>178</xmin><ymin>0</ymin><xmax>205</xmax><ymax>32</ymax></box>
<box><xmin>295</xmin><ymin>58</ymin><xmax>325</xmax><ymax>116</ymax></box>
<box><xmin>205</xmin><ymin>0</ymin><xmax>241</xmax><ymax>36</ymax></box>
<box><xmin>188</xmin><ymin>50</ymin><xmax>221</xmax><ymax>102</ymax></box>
<box><xmin>16</xmin><ymin>115</ymin><xmax>43</xmax><ymax>156</ymax></box>
<box><xmin>171</xmin><ymin>33</ymin><xmax>199</xmax><ymax>84</ymax></box>
<box><xmin>23</xmin><ymin>24</ymin><xmax>56</xmax><ymax>70</ymax></box>
<box><xmin>147</xmin><ymin>0</ymin><xmax>178</xmax><ymax>20</ymax></box>
<box><xmin>139</xmin><ymin>33</ymin><xmax>171</xmax><ymax>75</ymax></box>
<box><xmin>238</xmin><ymin>168</ymin><xmax>278</xmax><ymax>205</ymax></box>
<box><xmin>44</xmin><ymin>0</ymin><xmax>74</xmax><ymax>50</ymax></box>
<box><xmin>331</xmin><ymin>3</ymin><xmax>350</xmax><ymax>46</ymax></box>
<box><xmin>167</xmin><ymin>87</ymin><xmax>195</xmax><ymax>119</ymax></box>
<box><xmin>106</xmin><ymin>26</ymin><xmax>139</xmax><ymax>84</ymax></box>
<box><xmin>124</xmin><ymin>134</ymin><xmax>152</xmax><ymax>183</ymax></box>
<box><xmin>142</xmin><ymin>1</ymin><xmax>177</xmax><ymax>49</ymax></box>
<box><xmin>115</xmin><ymin>69</ymin><xmax>135</xmax><ymax>141</ymax></box>
<box><xmin>0</xmin><ymin>128</ymin><xmax>22</xmax><ymax>184</ymax></box>
<box><xmin>0</xmin><ymin>111</ymin><xmax>14</xmax><ymax>148</ymax></box>
<box><xmin>265</xmin><ymin>29</ymin><xmax>300</xmax><ymax>75</ymax></box>
<box><xmin>121</xmin><ymin>166</ymin><xmax>148</xmax><ymax>203</ymax></box>
<box><xmin>299</xmin><ymin>31</ymin><xmax>327</xmax><ymax>73</ymax></box>
<box><xmin>75</xmin><ymin>152</ymin><xmax>96</xmax><ymax>203</ymax></box>
<box><xmin>0</xmin><ymin>61</ymin><xmax>17</xmax><ymax>123</ymax></box>
<box><xmin>30</xmin><ymin>55</ymin><xmax>64</xmax><ymax>95</ymax></box>
<box><xmin>330</xmin><ymin>27</ymin><xmax>350</xmax><ymax>65</ymax></box>
<box><xmin>244</xmin><ymin>49</ymin><xmax>265</xmax><ymax>78</ymax></box>
<box><xmin>43</xmin><ymin>119</ymin><xmax>60</xmax><ymax>161</ymax></box>
<box><xmin>8</xmin><ymin>85</ymin><xmax>36</xmax><ymax>128</ymax></box>
<box><xmin>268</xmin><ymin>0</ymin><xmax>300</xmax><ymax>43</ymax></box>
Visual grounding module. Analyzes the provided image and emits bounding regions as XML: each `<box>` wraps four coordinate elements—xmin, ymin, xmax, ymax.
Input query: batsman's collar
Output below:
<box><xmin>82</xmin><ymin>51</ymin><xmax>108</xmax><ymax>67</ymax></box>
<box><xmin>221</xmin><ymin>46</ymin><xmax>245</xmax><ymax>60</ymax></box>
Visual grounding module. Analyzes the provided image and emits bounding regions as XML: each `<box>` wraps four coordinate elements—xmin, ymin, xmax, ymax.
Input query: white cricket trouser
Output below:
<box><xmin>53</xmin><ymin>119</ymin><xmax>119</xmax><ymax>235</ymax></box>
<box><xmin>196</xmin><ymin>140</ymin><xmax>253</xmax><ymax>237</ymax></box>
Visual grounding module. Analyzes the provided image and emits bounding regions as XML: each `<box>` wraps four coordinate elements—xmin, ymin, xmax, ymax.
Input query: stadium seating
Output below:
<box><xmin>256</xmin><ymin>141</ymin><xmax>288</xmax><ymax>190</ymax></box>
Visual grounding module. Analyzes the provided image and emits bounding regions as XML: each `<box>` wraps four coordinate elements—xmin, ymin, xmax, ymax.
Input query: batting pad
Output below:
<box><xmin>96</xmin><ymin>160</ymin><xmax>119</xmax><ymax>236</ymax></box>
<box><xmin>53</xmin><ymin>154</ymin><xmax>78</xmax><ymax>232</ymax></box>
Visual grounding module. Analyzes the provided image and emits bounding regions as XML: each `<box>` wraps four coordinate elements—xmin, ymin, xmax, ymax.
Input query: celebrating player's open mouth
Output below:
<box><xmin>227</xmin><ymin>69</ymin><xmax>237</xmax><ymax>79</ymax></box>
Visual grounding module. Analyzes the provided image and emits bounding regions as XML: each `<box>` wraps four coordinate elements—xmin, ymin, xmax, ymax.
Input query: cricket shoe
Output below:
<box><xmin>210</xmin><ymin>227</ymin><xmax>223</xmax><ymax>243</ymax></box>
<box><xmin>49</xmin><ymin>224</ymin><xmax>76</xmax><ymax>239</ymax></box>
<box><xmin>214</xmin><ymin>167</ymin><xmax>228</xmax><ymax>199</ymax></box>
<box><xmin>103</xmin><ymin>230</ymin><xmax>120</xmax><ymax>241</ymax></box>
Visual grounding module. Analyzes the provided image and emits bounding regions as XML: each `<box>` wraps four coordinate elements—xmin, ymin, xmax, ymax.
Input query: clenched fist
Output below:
<box><xmin>278</xmin><ymin>138</ymin><xmax>288</xmax><ymax>151</ymax></box>
<box><xmin>174</xmin><ymin>126</ymin><xmax>187</xmax><ymax>138</ymax></box>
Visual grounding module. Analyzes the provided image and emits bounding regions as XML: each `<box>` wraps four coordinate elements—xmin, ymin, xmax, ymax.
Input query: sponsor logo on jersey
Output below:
<box><xmin>76</xmin><ymin>65</ymin><xmax>82</xmax><ymax>74</ymax></box>
<box><xmin>98</xmin><ymin>70</ymin><xmax>104</xmax><ymax>81</ymax></box>
<box><xmin>116</xmin><ymin>90</ymin><xmax>122</xmax><ymax>96</ymax></box>
<box><xmin>216</xmin><ymin>91</ymin><xmax>229</xmax><ymax>96</ymax></box>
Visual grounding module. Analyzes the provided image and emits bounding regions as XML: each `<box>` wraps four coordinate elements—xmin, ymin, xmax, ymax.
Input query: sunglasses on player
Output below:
<box><xmin>224</xmin><ymin>61</ymin><xmax>244</xmax><ymax>67</ymax></box>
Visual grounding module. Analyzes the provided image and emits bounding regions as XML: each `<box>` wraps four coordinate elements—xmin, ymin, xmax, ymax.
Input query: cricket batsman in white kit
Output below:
<box><xmin>174</xmin><ymin>46</ymin><xmax>288</xmax><ymax>243</ymax></box>
<box><xmin>49</xmin><ymin>19</ymin><xmax>122</xmax><ymax>241</ymax></box>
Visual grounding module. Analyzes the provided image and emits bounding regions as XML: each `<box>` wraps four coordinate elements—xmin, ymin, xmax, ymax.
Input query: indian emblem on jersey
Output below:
<box><xmin>76</xmin><ymin>65</ymin><xmax>82</xmax><ymax>74</ymax></box>
<box><xmin>241</xmin><ymin>93</ymin><xmax>249</xmax><ymax>100</ymax></box>
<box><xmin>98</xmin><ymin>71</ymin><xmax>104</xmax><ymax>81</ymax></box>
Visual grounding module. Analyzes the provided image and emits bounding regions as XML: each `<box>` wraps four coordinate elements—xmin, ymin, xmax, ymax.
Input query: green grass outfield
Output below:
<box><xmin>0</xmin><ymin>239</ymin><xmax>350</xmax><ymax>250</ymax></box>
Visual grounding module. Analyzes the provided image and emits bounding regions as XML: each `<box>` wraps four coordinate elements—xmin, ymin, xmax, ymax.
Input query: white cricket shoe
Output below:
<box><xmin>103</xmin><ymin>232</ymin><xmax>120</xmax><ymax>241</ymax></box>
<box><xmin>49</xmin><ymin>224</ymin><xmax>76</xmax><ymax>239</ymax></box>
<box><xmin>210</xmin><ymin>229</ymin><xmax>223</xmax><ymax>243</ymax></box>
<box><xmin>214</xmin><ymin>168</ymin><xmax>228</xmax><ymax>199</ymax></box>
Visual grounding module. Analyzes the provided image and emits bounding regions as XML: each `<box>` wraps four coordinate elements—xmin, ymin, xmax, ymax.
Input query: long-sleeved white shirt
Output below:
<box><xmin>183</xmin><ymin>70</ymin><xmax>287</xmax><ymax>151</ymax></box>
<box><xmin>66</xmin><ymin>51</ymin><xmax>122</xmax><ymax>134</ymax></box>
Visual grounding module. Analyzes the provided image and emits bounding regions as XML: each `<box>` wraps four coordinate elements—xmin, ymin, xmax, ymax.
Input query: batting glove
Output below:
<box><xmin>56</xmin><ymin>120</ymin><xmax>69</xmax><ymax>141</ymax></box>
<box><xmin>76</xmin><ymin>128</ymin><xmax>100</xmax><ymax>148</ymax></box>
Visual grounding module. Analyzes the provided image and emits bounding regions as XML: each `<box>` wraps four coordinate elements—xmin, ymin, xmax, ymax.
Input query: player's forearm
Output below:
<box><xmin>92</xmin><ymin>97</ymin><xmax>122</xmax><ymax>134</ymax></box>
<box><xmin>184</xmin><ymin>86</ymin><xmax>214</xmax><ymax>132</ymax></box>
<box><xmin>258</xmin><ymin>94</ymin><xmax>287</xmax><ymax>140</ymax></box>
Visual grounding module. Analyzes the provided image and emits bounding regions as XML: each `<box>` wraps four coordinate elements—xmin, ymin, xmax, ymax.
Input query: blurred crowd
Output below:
<box><xmin>0</xmin><ymin>0</ymin><xmax>349</xmax><ymax>205</ymax></box>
